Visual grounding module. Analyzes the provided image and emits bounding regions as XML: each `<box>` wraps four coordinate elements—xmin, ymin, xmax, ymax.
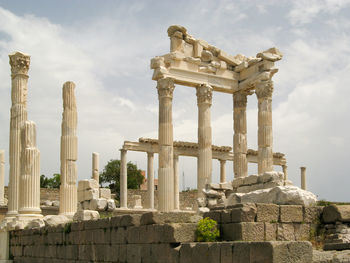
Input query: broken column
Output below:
<box><xmin>233</xmin><ymin>91</ymin><xmax>248</xmax><ymax>178</ymax></box>
<box><xmin>301</xmin><ymin>166</ymin><xmax>306</xmax><ymax>190</ymax></box>
<box><xmin>7</xmin><ymin>52</ymin><xmax>30</xmax><ymax>218</ymax></box>
<box><xmin>174</xmin><ymin>154</ymin><xmax>179</xmax><ymax>210</ymax></box>
<box><xmin>0</xmin><ymin>150</ymin><xmax>5</xmax><ymax>205</ymax></box>
<box><xmin>17</xmin><ymin>121</ymin><xmax>42</xmax><ymax>219</ymax></box>
<box><xmin>220</xmin><ymin>159</ymin><xmax>226</xmax><ymax>183</ymax></box>
<box><xmin>283</xmin><ymin>165</ymin><xmax>288</xmax><ymax>181</ymax></box>
<box><xmin>147</xmin><ymin>152</ymin><xmax>154</xmax><ymax>209</ymax></box>
<box><xmin>196</xmin><ymin>84</ymin><xmax>213</xmax><ymax>197</ymax></box>
<box><xmin>120</xmin><ymin>149</ymin><xmax>127</xmax><ymax>209</ymax></box>
<box><xmin>92</xmin><ymin>152</ymin><xmax>99</xmax><ymax>184</ymax></box>
<box><xmin>256</xmin><ymin>80</ymin><xmax>274</xmax><ymax>175</ymax></box>
<box><xmin>157</xmin><ymin>78</ymin><xmax>175</xmax><ymax>212</ymax></box>
<box><xmin>59</xmin><ymin>81</ymin><xmax>78</xmax><ymax>216</ymax></box>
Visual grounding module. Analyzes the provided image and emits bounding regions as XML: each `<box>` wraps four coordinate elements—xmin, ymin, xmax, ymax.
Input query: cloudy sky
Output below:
<box><xmin>0</xmin><ymin>0</ymin><xmax>349</xmax><ymax>201</ymax></box>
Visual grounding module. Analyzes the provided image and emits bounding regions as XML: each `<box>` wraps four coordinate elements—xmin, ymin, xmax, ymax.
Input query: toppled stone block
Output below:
<box><xmin>132</xmin><ymin>195</ymin><xmax>143</xmax><ymax>209</ymax></box>
<box><xmin>52</xmin><ymin>200</ymin><xmax>59</xmax><ymax>207</ymax></box>
<box><xmin>78</xmin><ymin>179</ymin><xmax>99</xmax><ymax>191</ymax></box>
<box><xmin>25</xmin><ymin>219</ymin><xmax>45</xmax><ymax>229</ymax></box>
<box><xmin>119</xmin><ymin>214</ymin><xmax>141</xmax><ymax>227</ymax></box>
<box><xmin>230</xmin><ymin>203</ymin><xmax>257</xmax><ymax>223</ymax></box>
<box><xmin>99</xmin><ymin>188</ymin><xmax>111</xmax><ymax>199</ymax></box>
<box><xmin>73</xmin><ymin>210</ymin><xmax>100</xmax><ymax>221</ymax></box>
<box><xmin>140</xmin><ymin>212</ymin><xmax>201</xmax><ymax>225</ymax></box>
<box><xmin>256</xmin><ymin>203</ymin><xmax>279</xmax><ymax>222</ymax></box>
<box><xmin>323</xmin><ymin>205</ymin><xmax>350</xmax><ymax>223</ymax></box>
<box><xmin>42</xmin><ymin>200</ymin><xmax>52</xmax><ymax>206</ymax></box>
<box><xmin>43</xmin><ymin>215</ymin><xmax>71</xmax><ymax>227</ymax></box>
<box><xmin>280</xmin><ymin>205</ymin><xmax>303</xmax><ymax>223</ymax></box>
<box><xmin>107</xmin><ymin>199</ymin><xmax>116</xmax><ymax>211</ymax></box>
<box><xmin>243</xmin><ymin>174</ymin><xmax>259</xmax><ymax>185</ymax></box>
<box><xmin>257</xmin><ymin>47</ymin><xmax>283</xmax><ymax>62</ymax></box>
<box><xmin>219</xmin><ymin>182</ymin><xmax>233</xmax><ymax>190</ymax></box>
<box><xmin>89</xmin><ymin>198</ymin><xmax>108</xmax><ymax>211</ymax></box>
<box><xmin>78</xmin><ymin>188</ymin><xmax>99</xmax><ymax>202</ymax></box>
<box><xmin>258</xmin><ymin>171</ymin><xmax>283</xmax><ymax>184</ymax></box>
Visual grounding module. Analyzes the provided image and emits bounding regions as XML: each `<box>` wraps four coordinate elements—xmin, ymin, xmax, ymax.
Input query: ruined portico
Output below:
<box><xmin>150</xmin><ymin>25</ymin><xmax>282</xmax><ymax>211</ymax></box>
<box><xmin>120</xmin><ymin>138</ymin><xmax>287</xmax><ymax>210</ymax></box>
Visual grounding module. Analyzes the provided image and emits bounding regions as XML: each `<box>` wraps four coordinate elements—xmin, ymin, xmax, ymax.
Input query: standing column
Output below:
<box><xmin>173</xmin><ymin>154</ymin><xmax>179</xmax><ymax>210</ymax></box>
<box><xmin>301</xmin><ymin>167</ymin><xmax>306</xmax><ymax>190</ymax></box>
<box><xmin>120</xmin><ymin>149</ymin><xmax>127</xmax><ymax>209</ymax></box>
<box><xmin>147</xmin><ymin>152</ymin><xmax>154</xmax><ymax>209</ymax></box>
<box><xmin>59</xmin><ymin>81</ymin><xmax>78</xmax><ymax>216</ymax></box>
<box><xmin>219</xmin><ymin>160</ymin><xmax>226</xmax><ymax>183</ymax></box>
<box><xmin>0</xmin><ymin>150</ymin><xmax>5</xmax><ymax>205</ymax></box>
<box><xmin>17</xmin><ymin>121</ymin><xmax>42</xmax><ymax>219</ymax></box>
<box><xmin>196</xmin><ymin>84</ymin><xmax>213</xmax><ymax>197</ymax></box>
<box><xmin>7</xmin><ymin>52</ymin><xmax>30</xmax><ymax>218</ymax></box>
<box><xmin>282</xmin><ymin>165</ymin><xmax>288</xmax><ymax>181</ymax></box>
<box><xmin>233</xmin><ymin>91</ymin><xmax>248</xmax><ymax>178</ymax></box>
<box><xmin>256</xmin><ymin>80</ymin><xmax>274</xmax><ymax>175</ymax></box>
<box><xmin>157</xmin><ymin>78</ymin><xmax>175</xmax><ymax>212</ymax></box>
<box><xmin>92</xmin><ymin>152</ymin><xmax>99</xmax><ymax>184</ymax></box>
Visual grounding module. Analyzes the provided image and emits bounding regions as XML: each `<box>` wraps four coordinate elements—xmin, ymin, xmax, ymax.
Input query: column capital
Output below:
<box><xmin>233</xmin><ymin>91</ymin><xmax>249</xmax><ymax>108</ymax></box>
<box><xmin>196</xmin><ymin>84</ymin><xmax>213</xmax><ymax>105</ymax></box>
<box><xmin>120</xmin><ymin>149</ymin><xmax>127</xmax><ymax>154</ymax></box>
<box><xmin>157</xmin><ymin>78</ymin><xmax>175</xmax><ymax>98</ymax></box>
<box><xmin>219</xmin><ymin>159</ymin><xmax>226</xmax><ymax>164</ymax></box>
<box><xmin>9</xmin><ymin>52</ymin><xmax>30</xmax><ymax>76</ymax></box>
<box><xmin>147</xmin><ymin>152</ymin><xmax>154</xmax><ymax>157</ymax></box>
<box><xmin>255</xmin><ymin>80</ymin><xmax>273</xmax><ymax>99</ymax></box>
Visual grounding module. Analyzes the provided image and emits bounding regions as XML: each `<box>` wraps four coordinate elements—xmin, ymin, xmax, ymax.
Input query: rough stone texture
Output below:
<box><xmin>43</xmin><ymin>215</ymin><xmax>71</xmax><ymax>227</ymax></box>
<box><xmin>73</xmin><ymin>210</ymin><xmax>99</xmax><ymax>221</ymax></box>
<box><xmin>140</xmin><ymin>211</ymin><xmax>200</xmax><ymax>225</ymax></box>
<box><xmin>89</xmin><ymin>198</ymin><xmax>107</xmax><ymax>211</ymax></box>
<box><xmin>107</xmin><ymin>199</ymin><xmax>116</xmax><ymax>211</ymax></box>
<box><xmin>313</xmin><ymin>249</ymin><xmax>350</xmax><ymax>263</ymax></box>
<box><xmin>78</xmin><ymin>179</ymin><xmax>99</xmax><ymax>191</ymax></box>
<box><xmin>99</xmin><ymin>188</ymin><xmax>111</xmax><ymax>199</ymax></box>
<box><xmin>230</xmin><ymin>203</ymin><xmax>257</xmax><ymax>222</ymax></box>
<box><xmin>304</xmin><ymin>206</ymin><xmax>323</xmax><ymax>223</ymax></box>
<box><xmin>227</xmin><ymin>186</ymin><xmax>317</xmax><ymax>206</ymax></box>
<box><xmin>277</xmin><ymin>223</ymin><xmax>295</xmax><ymax>241</ymax></box>
<box><xmin>222</xmin><ymin>222</ymin><xmax>264</xmax><ymax>241</ymax></box>
<box><xmin>323</xmin><ymin>205</ymin><xmax>350</xmax><ymax>223</ymax></box>
<box><xmin>280</xmin><ymin>205</ymin><xmax>303</xmax><ymax>223</ymax></box>
<box><xmin>256</xmin><ymin>203</ymin><xmax>279</xmax><ymax>222</ymax></box>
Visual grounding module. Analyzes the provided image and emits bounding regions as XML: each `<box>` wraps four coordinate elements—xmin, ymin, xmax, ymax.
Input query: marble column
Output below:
<box><xmin>220</xmin><ymin>159</ymin><xmax>226</xmax><ymax>183</ymax></box>
<box><xmin>147</xmin><ymin>152</ymin><xmax>154</xmax><ymax>209</ymax></box>
<box><xmin>17</xmin><ymin>121</ymin><xmax>42</xmax><ymax>219</ymax></box>
<box><xmin>196</xmin><ymin>84</ymin><xmax>213</xmax><ymax>197</ymax></box>
<box><xmin>233</xmin><ymin>91</ymin><xmax>248</xmax><ymax>178</ymax></box>
<box><xmin>92</xmin><ymin>152</ymin><xmax>99</xmax><ymax>184</ymax></box>
<box><xmin>7</xmin><ymin>52</ymin><xmax>30</xmax><ymax>218</ymax></box>
<box><xmin>157</xmin><ymin>78</ymin><xmax>175</xmax><ymax>212</ymax></box>
<box><xmin>301</xmin><ymin>167</ymin><xmax>306</xmax><ymax>190</ymax></box>
<box><xmin>0</xmin><ymin>150</ymin><xmax>5</xmax><ymax>206</ymax></box>
<box><xmin>173</xmin><ymin>154</ymin><xmax>179</xmax><ymax>210</ymax></box>
<box><xmin>120</xmin><ymin>149</ymin><xmax>127</xmax><ymax>209</ymax></box>
<box><xmin>282</xmin><ymin>165</ymin><xmax>288</xmax><ymax>181</ymax></box>
<box><xmin>59</xmin><ymin>81</ymin><xmax>78</xmax><ymax>216</ymax></box>
<box><xmin>256</xmin><ymin>80</ymin><xmax>274</xmax><ymax>175</ymax></box>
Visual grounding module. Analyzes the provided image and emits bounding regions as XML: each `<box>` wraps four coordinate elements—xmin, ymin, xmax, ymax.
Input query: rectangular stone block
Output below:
<box><xmin>256</xmin><ymin>203</ymin><xmax>279</xmax><ymax>223</ymax></box>
<box><xmin>92</xmin><ymin>228</ymin><xmax>110</xmax><ymax>244</ymax></box>
<box><xmin>127</xmin><ymin>226</ymin><xmax>140</xmax><ymax>244</ymax></box>
<box><xmin>138</xmin><ymin>225</ymin><xmax>156</xmax><ymax>244</ymax></box>
<box><xmin>179</xmin><ymin>243</ymin><xmax>195</xmax><ymax>263</ymax></box>
<box><xmin>303</xmin><ymin>206</ymin><xmax>323</xmax><ymax>223</ymax></box>
<box><xmin>192</xmin><ymin>243</ymin><xmax>210</xmax><ymax>263</ymax></box>
<box><xmin>277</xmin><ymin>223</ymin><xmax>295</xmax><ymax>241</ymax></box>
<box><xmin>120</xmin><ymin>214</ymin><xmax>141</xmax><ymax>227</ymax></box>
<box><xmin>110</xmin><ymin>215</ymin><xmax>122</xmax><ymax>227</ymax></box>
<box><xmin>294</xmin><ymin>223</ymin><xmax>311</xmax><ymax>241</ymax></box>
<box><xmin>140</xmin><ymin>211</ymin><xmax>199</xmax><ymax>225</ymax></box>
<box><xmin>222</xmin><ymin>222</ymin><xmax>264</xmax><ymax>241</ymax></box>
<box><xmin>151</xmin><ymin>243</ymin><xmax>179</xmax><ymax>263</ymax></box>
<box><xmin>140</xmin><ymin>244</ymin><xmax>152</xmax><ymax>263</ymax></box>
<box><xmin>203</xmin><ymin>211</ymin><xmax>221</xmax><ymax>223</ymax></box>
<box><xmin>220</xmin><ymin>242</ymin><xmax>233</xmax><ymax>262</ymax></box>
<box><xmin>159</xmin><ymin>223</ymin><xmax>197</xmax><ymax>243</ymax></box>
<box><xmin>264</xmin><ymin>223</ymin><xmax>277</xmax><ymax>241</ymax></box>
<box><xmin>221</xmin><ymin>210</ymin><xmax>231</xmax><ymax>223</ymax></box>
<box><xmin>78</xmin><ymin>179</ymin><xmax>99</xmax><ymax>191</ymax></box>
<box><xmin>231</xmin><ymin>203</ymin><xmax>257</xmax><ymax>222</ymax></box>
<box><xmin>127</xmin><ymin>244</ymin><xmax>142</xmax><ymax>263</ymax></box>
<box><xmin>111</xmin><ymin>227</ymin><xmax>127</xmax><ymax>244</ymax></box>
<box><xmin>99</xmin><ymin>188</ymin><xmax>111</xmax><ymax>199</ymax></box>
<box><xmin>280</xmin><ymin>205</ymin><xmax>303</xmax><ymax>223</ymax></box>
<box><xmin>78</xmin><ymin>188</ymin><xmax>99</xmax><ymax>202</ymax></box>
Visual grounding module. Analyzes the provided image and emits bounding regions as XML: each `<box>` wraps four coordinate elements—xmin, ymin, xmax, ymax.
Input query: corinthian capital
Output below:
<box><xmin>196</xmin><ymin>84</ymin><xmax>213</xmax><ymax>105</ymax></box>
<box><xmin>233</xmin><ymin>91</ymin><xmax>249</xmax><ymax>108</ymax></box>
<box><xmin>157</xmin><ymin>78</ymin><xmax>175</xmax><ymax>98</ymax></box>
<box><xmin>9</xmin><ymin>52</ymin><xmax>30</xmax><ymax>76</ymax></box>
<box><xmin>255</xmin><ymin>80</ymin><xmax>273</xmax><ymax>99</ymax></box>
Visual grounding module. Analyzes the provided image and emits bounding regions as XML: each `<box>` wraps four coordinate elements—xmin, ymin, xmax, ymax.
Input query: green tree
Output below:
<box><xmin>100</xmin><ymin>159</ymin><xmax>144</xmax><ymax>198</ymax></box>
<box><xmin>40</xmin><ymin>173</ymin><xmax>61</xmax><ymax>188</ymax></box>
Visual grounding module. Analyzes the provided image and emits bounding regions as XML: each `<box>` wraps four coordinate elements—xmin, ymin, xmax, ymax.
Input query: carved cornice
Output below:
<box><xmin>196</xmin><ymin>84</ymin><xmax>213</xmax><ymax>105</ymax></box>
<box><xmin>255</xmin><ymin>80</ymin><xmax>273</xmax><ymax>99</ymax></box>
<box><xmin>157</xmin><ymin>78</ymin><xmax>175</xmax><ymax>98</ymax></box>
<box><xmin>233</xmin><ymin>91</ymin><xmax>249</xmax><ymax>108</ymax></box>
<box><xmin>9</xmin><ymin>52</ymin><xmax>30</xmax><ymax>76</ymax></box>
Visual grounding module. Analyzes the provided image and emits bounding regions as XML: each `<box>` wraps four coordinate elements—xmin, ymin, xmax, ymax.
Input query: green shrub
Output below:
<box><xmin>196</xmin><ymin>217</ymin><xmax>220</xmax><ymax>242</ymax></box>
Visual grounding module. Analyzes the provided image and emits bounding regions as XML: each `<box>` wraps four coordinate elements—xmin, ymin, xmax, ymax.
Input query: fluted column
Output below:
<box><xmin>7</xmin><ymin>52</ymin><xmax>30</xmax><ymax>218</ymax></box>
<box><xmin>220</xmin><ymin>159</ymin><xmax>226</xmax><ymax>183</ymax></box>
<box><xmin>17</xmin><ymin>121</ymin><xmax>42</xmax><ymax>219</ymax></box>
<box><xmin>120</xmin><ymin>149</ymin><xmax>127</xmax><ymax>209</ymax></box>
<box><xmin>59</xmin><ymin>81</ymin><xmax>78</xmax><ymax>216</ymax></box>
<box><xmin>301</xmin><ymin>167</ymin><xmax>306</xmax><ymax>190</ymax></box>
<box><xmin>282</xmin><ymin>165</ymin><xmax>288</xmax><ymax>181</ymax></box>
<box><xmin>256</xmin><ymin>80</ymin><xmax>274</xmax><ymax>175</ymax></box>
<box><xmin>157</xmin><ymin>78</ymin><xmax>175</xmax><ymax>212</ymax></box>
<box><xmin>0</xmin><ymin>150</ymin><xmax>5</xmax><ymax>205</ymax></box>
<box><xmin>147</xmin><ymin>152</ymin><xmax>154</xmax><ymax>209</ymax></box>
<box><xmin>196</xmin><ymin>84</ymin><xmax>213</xmax><ymax>197</ymax></box>
<box><xmin>92</xmin><ymin>152</ymin><xmax>99</xmax><ymax>184</ymax></box>
<box><xmin>173</xmin><ymin>154</ymin><xmax>179</xmax><ymax>210</ymax></box>
<box><xmin>233</xmin><ymin>91</ymin><xmax>248</xmax><ymax>178</ymax></box>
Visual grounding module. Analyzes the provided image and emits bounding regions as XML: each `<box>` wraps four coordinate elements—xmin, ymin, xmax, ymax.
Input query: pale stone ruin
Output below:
<box><xmin>0</xmin><ymin>150</ymin><xmax>6</xmax><ymax>206</ymax></box>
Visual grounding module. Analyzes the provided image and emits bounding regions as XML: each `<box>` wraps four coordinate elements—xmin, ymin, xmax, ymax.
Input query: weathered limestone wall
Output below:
<box><xmin>9</xmin><ymin>213</ymin><xmax>313</xmax><ymax>262</ymax></box>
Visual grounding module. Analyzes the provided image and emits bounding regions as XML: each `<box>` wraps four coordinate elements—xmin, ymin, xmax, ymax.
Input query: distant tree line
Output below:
<box><xmin>40</xmin><ymin>173</ymin><xmax>61</xmax><ymax>188</ymax></box>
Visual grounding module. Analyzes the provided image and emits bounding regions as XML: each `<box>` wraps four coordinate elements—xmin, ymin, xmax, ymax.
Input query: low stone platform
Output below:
<box><xmin>313</xmin><ymin>249</ymin><xmax>350</xmax><ymax>263</ymax></box>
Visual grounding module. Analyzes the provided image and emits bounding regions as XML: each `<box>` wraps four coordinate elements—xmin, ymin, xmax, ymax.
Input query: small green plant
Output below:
<box><xmin>63</xmin><ymin>222</ymin><xmax>71</xmax><ymax>234</ymax></box>
<box><xmin>196</xmin><ymin>217</ymin><xmax>220</xmax><ymax>242</ymax></box>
